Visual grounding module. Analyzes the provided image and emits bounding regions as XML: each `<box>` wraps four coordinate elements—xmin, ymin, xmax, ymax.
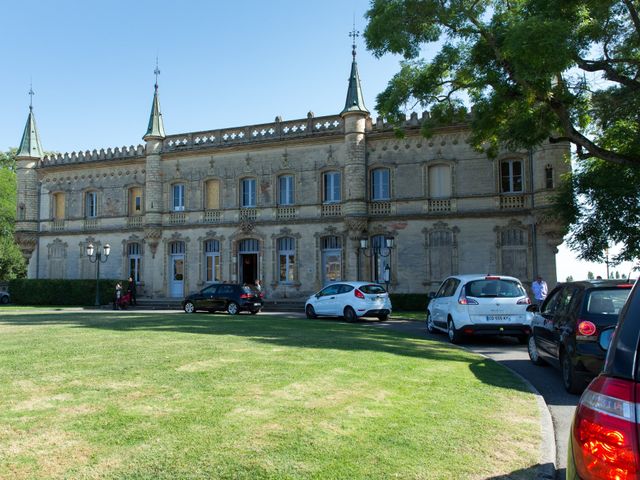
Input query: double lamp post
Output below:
<box><xmin>86</xmin><ymin>243</ymin><xmax>111</xmax><ymax>306</ymax></box>
<box><xmin>358</xmin><ymin>236</ymin><xmax>394</xmax><ymax>291</ymax></box>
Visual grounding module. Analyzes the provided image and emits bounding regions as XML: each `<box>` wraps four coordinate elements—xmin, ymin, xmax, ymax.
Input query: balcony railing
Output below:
<box><xmin>428</xmin><ymin>199</ymin><xmax>452</xmax><ymax>213</ymax></box>
<box><xmin>127</xmin><ymin>216</ymin><xmax>143</xmax><ymax>228</ymax></box>
<box><xmin>277</xmin><ymin>206</ymin><xmax>297</xmax><ymax>220</ymax></box>
<box><xmin>84</xmin><ymin>218</ymin><xmax>99</xmax><ymax>230</ymax></box>
<box><xmin>240</xmin><ymin>208</ymin><xmax>257</xmax><ymax>222</ymax></box>
<box><xmin>169</xmin><ymin>212</ymin><xmax>187</xmax><ymax>224</ymax></box>
<box><xmin>203</xmin><ymin>210</ymin><xmax>221</xmax><ymax>223</ymax></box>
<box><xmin>500</xmin><ymin>195</ymin><xmax>525</xmax><ymax>209</ymax></box>
<box><xmin>321</xmin><ymin>204</ymin><xmax>342</xmax><ymax>217</ymax></box>
<box><xmin>52</xmin><ymin>219</ymin><xmax>65</xmax><ymax>231</ymax></box>
<box><xmin>369</xmin><ymin>201</ymin><xmax>392</xmax><ymax>216</ymax></box>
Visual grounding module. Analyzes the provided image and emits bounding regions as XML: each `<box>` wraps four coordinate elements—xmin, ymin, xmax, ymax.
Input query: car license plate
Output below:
<box><xmin>487</xmin><ymin>315</ymin><xmax>511</xmax><ymax>322</ymax></box>
<box><xmin>254</xmin><ymin>303</ymin><xmax>261</xmax><ymax>307</ymax></box>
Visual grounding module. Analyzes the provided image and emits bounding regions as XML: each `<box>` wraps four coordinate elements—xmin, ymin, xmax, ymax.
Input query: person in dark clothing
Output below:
<box><xmin>127</xmin><ymin>276</ymin><xmax>137</xmax><ymax>306</ymax></box>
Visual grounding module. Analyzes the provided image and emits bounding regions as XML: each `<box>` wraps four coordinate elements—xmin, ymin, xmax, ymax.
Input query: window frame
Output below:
<box><xmin>172</xmin><ymin>184</ymin><xmax>186</xmax><ymax>212</ymax></box>
<box><xmin>371</xmin><ymin>168</ymin><xmax>390</xmax><ymax>201</ymax></box>
<box><xmin>500</xmin><ymin>159</ymin><xmax>524</xmax><ymax>194</ymax></box>
<box><xmin>277</xmin><ymin>236</ymin><xmax>296</xmax><ymax>283</ymax></box>
<box><xmin>85</xmin><ymin>191</ymin><xmax>98</xmax><ymax>218</ymax></box>
<box><xmin>323</xmin><ymin>171</ymin><xmax>341</xmax><ymax>204</ymax></box>
<box><xmin>241</xmin><ymin>178</ymin><xmax>257</xmax><ymax>208</ymax></box>
<box><xmin>278</xmin><ymin>174</ymin><xmax>295</xmax><ymax>206</ymax></box>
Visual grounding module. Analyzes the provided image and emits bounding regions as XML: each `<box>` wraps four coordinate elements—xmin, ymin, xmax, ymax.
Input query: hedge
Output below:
<box><xmin>8</xmin><ymin>279</ymin><xmax>125</xmax><ymax>306</ymax></box>
<box><xmin>389</xmin><ymin>293</ymin><xmax>429</xmax><ymax>311</ymax></box>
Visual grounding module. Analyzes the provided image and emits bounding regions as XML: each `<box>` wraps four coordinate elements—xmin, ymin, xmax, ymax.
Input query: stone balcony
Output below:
<box><xmin>321</xmin><ymin>204</ymin><xmax>342</xmax><ymax>217</ymax></box>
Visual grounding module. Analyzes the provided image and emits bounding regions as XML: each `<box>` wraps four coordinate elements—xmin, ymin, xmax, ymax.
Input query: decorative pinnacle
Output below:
<box><xmin>154</xmin><ymin>57</ymin><xmax>160</xmax><ymax>90</ymax></box>
<box><xmin>349</xmin><ymin>19</ymin><xmax>359</xmax><ymax>59</ymax></box>
<box><xmin>28</xmin><ymin>82</ymin><xmax>34</xmax><ymax>110</ymax></box>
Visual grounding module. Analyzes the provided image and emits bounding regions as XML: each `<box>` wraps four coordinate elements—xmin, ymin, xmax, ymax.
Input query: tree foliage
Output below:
<box><xmin>364</xmin><ymin>0</ymin><xmax>640</xmax><ymax>261</ymax></box>
<box><xmin>0</xmin><ymin>149</ymin><xmax>26</xmax><ymax>280</ymax></box>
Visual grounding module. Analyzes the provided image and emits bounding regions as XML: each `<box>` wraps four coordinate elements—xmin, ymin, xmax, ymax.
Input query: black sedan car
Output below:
<box><xmin>527</xmin><ymin>279</ymin><xmax>632</xmax><ymax>393</ymax></box>
<box><xmin>567</xmin><ymin>279</ymin><xmax>639</xmax><ymax>479</ymax></box>
<box><xmin>182</xmin><ymin>283</ymin><xmax>263</xmax><ymax>314</ymax></box>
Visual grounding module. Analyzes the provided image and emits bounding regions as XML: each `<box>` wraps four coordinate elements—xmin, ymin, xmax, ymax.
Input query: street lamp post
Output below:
<box><xmin>358</xmin><ymin>236</ymin><xmax>394</xmax><ymax>283</ymax></box>
<box><xmin>86</xmin><ymin>243</ymin><xmax>111</xmax><ymax>306</ymax></box>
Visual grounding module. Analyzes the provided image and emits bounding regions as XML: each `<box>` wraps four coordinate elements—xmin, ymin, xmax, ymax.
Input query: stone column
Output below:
<box><xmin>143</xmin><ymin>139</ymin><xmax>164</xmax><ymax>297</ymax></box>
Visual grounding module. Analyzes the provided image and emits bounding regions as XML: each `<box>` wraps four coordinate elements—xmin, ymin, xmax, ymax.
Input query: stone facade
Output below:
<box><xmin>14</xmin><ymin>56</ymin><xmax>570</xmax><ymax>300</ymax></box>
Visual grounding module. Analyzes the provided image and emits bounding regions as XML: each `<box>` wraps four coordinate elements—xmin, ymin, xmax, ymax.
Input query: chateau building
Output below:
<box><xmin>14</xmin><ymin>45</ymin><xmax>569</xmax><ymax>300</ymax></box>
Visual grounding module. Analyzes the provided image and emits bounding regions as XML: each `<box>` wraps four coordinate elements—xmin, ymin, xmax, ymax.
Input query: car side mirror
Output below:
<box><xmin>526</xmin><ymin>304</ymin><xmax>539</xmax><ymax>313</ymax></box>
<box><xmin>428</xmin><ymin>292</ymin><xmax>436</xmax><ymax>299</ymax></box>
<box><xmin>315</xmin><ymin>293</ymin><xmax>321</xmax><ymax>299</ymax></box>
<box><xmin>599</xmin><ymin>327</ymin><xmax>615</xmax><ymax>351</ymax></box>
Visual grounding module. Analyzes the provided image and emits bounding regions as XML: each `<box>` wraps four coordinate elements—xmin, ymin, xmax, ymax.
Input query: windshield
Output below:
<box><xmin>586</xmin><ymin>288</ymin><xmax>631</xmax><ymax>315</ymax></box>
<box><xmin>465</xmin><ymin>279</ymin><xmax>525</xmax><ymax>298</ymax></box>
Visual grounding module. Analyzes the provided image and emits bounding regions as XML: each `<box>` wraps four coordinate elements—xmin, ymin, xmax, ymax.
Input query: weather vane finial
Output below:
<box><xmin>154</xmin><ymin>57</ymin><xmax>160</xmax><ymax>89</ymax></box>
<box><xmin>28</xmin><ymin>80</ymin><xmax>34</xmax><ymax>110</ymax></box>
<box><xmin>349</xmin><ymin>16</ymin><xmax>360</xmax><ymax>59</ymax></box>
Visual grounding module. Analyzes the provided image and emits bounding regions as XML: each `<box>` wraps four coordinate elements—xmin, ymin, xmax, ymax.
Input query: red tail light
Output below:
<box><xmin>618</xmin><ymin>285</ymin><xmax>634</xmax><ymax>288</ymax></box>
<box><xmin>259</xmin><ymin>292</ymin><xmax>264</xmax><ymax>298</ymax></box>
<box><xmin>571</xmin><ymin>376</ymin><xmax>639</xmax><ymax>479</ymax></box>
<box><xmin>458</xmin><ymin>291</ymin><xmax>478</xmax><ymax>305</ymax></box>
<box><xmin>240</xmin><ymin>293</ymin><xmax>251</xmax><ymax>299</ymax></box>
<box><xmin>517</xmin><ymin>297</ymin><xmax>531</xmax><ymax>305</ymax></box>
<box><xmin>354</xmin><ymin>289</ymin><xmax>365</xmax><ymax>299</ymax></box>
<box><xmin>578</xmin><ymin>320</ymin><xmax>597</xmax><ymax>336</ymax></box>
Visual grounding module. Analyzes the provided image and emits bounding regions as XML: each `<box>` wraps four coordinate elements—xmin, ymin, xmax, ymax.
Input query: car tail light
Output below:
<box><xmin>571</xmin><ymin>376</ymin><xmax>639</xmax><ymax>479</ymax></box>
<box><xmin>240</xmin><ymin>293</ymin><xmax>251</xmax><ymax>299</ymax></box>
<box><xmin>354</xmin><ymin>289</ymin><xmax>365</xmax><ymax>299</ymax></box>
<box><xmin>458</xmin><ymin>291</ymin><xmax>478</xmax><ymax>305</ymax></box>
<box><xmin>517</xmin><ymin>297</ymin><xmax>531</xmax><ymax>305</ymax></box>
<box><xmin>578</xmin><ymin>320</ymin><xmax>597</xmax><ymax>336</ymax></box>
<box><xmin>618</xmin><ymin>284</ymin><xmax>634</xmax><ymax>288</ymax></box>
<box><xmin>259</xmin><ymin>292</ymin><xmax>264</xmax><ymax>298</ymax></box>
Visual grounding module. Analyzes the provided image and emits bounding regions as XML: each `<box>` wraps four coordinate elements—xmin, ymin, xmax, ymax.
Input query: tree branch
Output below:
<box><xmin>576</xmin><ymin>57</ymin><xmax>640</xmax><ymax>90</ymax></box>
<box><xmin>623</xmin><ymin>0</ymin><xmax>640</xmax><ymax>38</ymax></box>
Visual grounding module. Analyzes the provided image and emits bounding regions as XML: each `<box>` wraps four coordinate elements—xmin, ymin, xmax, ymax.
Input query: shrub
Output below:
<box><xmin>8</xmin><ymin>279</ymin><xmax>124</xmax><ymax>306</ymax></box>
<box><xmin>389</xmin><ymin>293</ymin><xmax>429</xmax><ymax>311</ymax></box>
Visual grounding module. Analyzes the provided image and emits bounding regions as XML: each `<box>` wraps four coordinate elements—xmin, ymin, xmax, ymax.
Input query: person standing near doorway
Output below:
<box><xmin>127</xmin><ymin>276</ymin><xmax>137</xmax><ymax>306</ymax></box>
<box><xmin>532</xmin><ymin>276</ymin><xmax>548</xmax><ymax>306</ymax></box>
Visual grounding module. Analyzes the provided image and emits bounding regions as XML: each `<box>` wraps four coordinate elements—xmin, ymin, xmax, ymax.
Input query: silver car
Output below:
<box><xmin>305</xmin><ymin>281</ymin><xmax>392</xmax><ymax>322</ymax></box>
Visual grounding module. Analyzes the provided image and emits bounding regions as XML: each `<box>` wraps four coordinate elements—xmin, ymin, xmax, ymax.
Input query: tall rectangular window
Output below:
<box><xmin>241</xmin><ymin>178</ymin><xmax>256</xmax><ymax>207</ymax></box>
<box><xmin>323</xmin><ymin>171</ymin><xmax>341</xmax><ymax>203</ymax></box>
<box><xmin>204</xmin><ymin>240</ymin><xmax>221</xmax><ymax>283</ymax></box>
<box><xmin>205</xmin><ymin>179</ymin><xmax>220</xmax><ymax>210</ymax></box>
<box><xmin>85</xmin><ymin>191</ymin><xmax>97</xmax><ymax>218</ymax></box>
<box><xmin>371</xmin><ymin>169</ymin><xmax>390</xmax><ymax>201</ymax></box>
<box><xmin>278</xmin><ymin>237</ymin><xmax>295</xmax><ymax>283</ymax></box>
<box><xmin>128</xmin><ymin>243</ymin><xmax>141</xmax><ymax>282</ymax></box>
<box><xmin>429</xmin><ymin>164</ymin><xmax>452</xmax><ymax>198</ymax></box>
<box><xmin>53</xmin><ymin>193</ymin><xmax>65</xmax><ymax>219</ymax></box>
<box><xmin>173</xmin><ymin>184</ymin><xmax>185</xmax><ymax>211</ymax></box>
<box><xmin>129</xmin><ymin>187</ymin><xmax>143</xmax><ymax>216</ymax></box>
<box><xmin>278</xmin><ymin>175</ymin><xmax>294</xmax><ymax>205</ymax></box>
<box><xmin>501</xmin><ymin>160</ymin><xmax>523</xmax><ymax>193</ymax></box>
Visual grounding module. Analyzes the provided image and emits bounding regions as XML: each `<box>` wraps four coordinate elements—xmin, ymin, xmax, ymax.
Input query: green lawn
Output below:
<box><xmin>0</xmin><ymin>310</ymin><xmax>540</xmax><ymax>479</ymax></box>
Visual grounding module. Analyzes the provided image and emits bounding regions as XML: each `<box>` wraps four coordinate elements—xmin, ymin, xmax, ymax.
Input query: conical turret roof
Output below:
<box><xmin>16</xmin><ymin>106</ymin><xmax>44</xmax><ymax>159</ymax></box>
<box><xmin>143</xmin><ymin>83</ymin><xmax>166</xmax><ymax>141</ymax></box>
<box><xmin>341</xmin><ymin>42</ymin><xmax>369</xmax><ymax>116</ymax></box>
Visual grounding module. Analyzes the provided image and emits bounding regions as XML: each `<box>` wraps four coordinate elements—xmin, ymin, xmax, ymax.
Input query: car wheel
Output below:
<box><xmin>305</xmin><ymin>305</ymin><xmax>317</xmax><ymax>319</ymax></box>
<box><xmin>447</xmin><ymin>319</ymin><xmax>462</xmax><ymax>344</ymax></box>
<box><xmin>561</xmin><ymin>351</ymin><xmax>584</xmax><ymax>394</ymax></box>
<box><xmin>344</xmin><ymin>306</ymin><xmax>357</xmax><ymax>323</ymax></box>
<box><xmin>0</xmin><ymin>295</ymin><xmax>8</xmax><ymax>304</ymax></box>
<box><xmin>184</xmin><ymin>301</ymin><xmax>196</xmax><ymax>313</ymax></box>
<box><xmin>426</xmin><ymin>312</ymin><xmax>437</xmax><ymax>334</ymax></box>
<box><xmin>227</xmin><ymin>302</ymin><xmax>239</xmax><ymax>315</ymax></box>
<box><xmin>527</xmin><ymin>335</ymin><xmax>546</xmax><ymax>366</ymax></box>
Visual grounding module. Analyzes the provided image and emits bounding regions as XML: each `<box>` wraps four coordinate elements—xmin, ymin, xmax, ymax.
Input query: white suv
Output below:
<box><xmin>305</xmin><ymin>281</ymin><xmax>392</xmax><ymax>322</ymax></box>
<box><xmin>426</xmin><ymin>274</ymin><xmax>531</xmax><ymax>344</ymax></box>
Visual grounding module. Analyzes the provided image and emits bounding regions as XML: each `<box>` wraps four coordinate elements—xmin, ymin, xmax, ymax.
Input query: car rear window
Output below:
<box><xmin>242</xmin><ymin>286</ymin><xmax>258</xmax><ymax>295</ymax></box>
<box><xmin>465</xmin><ymin>279</ymin><xmax>525</xmax><ymax>298</ymax></box>
<box><xmin>359</xmin><ymin>284</ymin><xmax>386</xmax><ymax>294</ymax></box>
<box><xmin>586</xmin><ymin>288</ymin><xmax>631</xmax><ymax>315</ymax></box>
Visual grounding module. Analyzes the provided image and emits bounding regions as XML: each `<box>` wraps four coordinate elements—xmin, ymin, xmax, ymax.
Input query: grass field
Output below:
<box><xmin>0</xmin><ymin>310</ymin><xmax>540</xmax><ymax>479</ymax></box>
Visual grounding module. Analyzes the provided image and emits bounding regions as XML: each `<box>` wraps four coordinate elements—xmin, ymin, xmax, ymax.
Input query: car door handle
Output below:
<box><xmin>330</xmin><ymin>296</ymin><xmax>335</xmax><ymax>299</ymax></box>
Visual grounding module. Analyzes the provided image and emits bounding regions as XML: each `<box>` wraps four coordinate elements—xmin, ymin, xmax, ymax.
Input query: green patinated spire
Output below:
<box><xmin>17</xmin><ymin>87</ymin><xmax>44</xmax><ymax>159</ymax></box>
<box><xmin>143</xmin><ymin>62</ymin><xmax>166</xmax><ymax>141</ymax></box>
<box><xmin>341</xmin><ymin>27</ymin><xmax>369</xmax><ymax>116</ymax></box>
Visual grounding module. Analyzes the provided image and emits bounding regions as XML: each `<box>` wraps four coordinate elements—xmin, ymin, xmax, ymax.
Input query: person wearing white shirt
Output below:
<box><xmin>532</xmin><ymin>276</ymin><xmax>548</xmax><ymax>306</ymax></box>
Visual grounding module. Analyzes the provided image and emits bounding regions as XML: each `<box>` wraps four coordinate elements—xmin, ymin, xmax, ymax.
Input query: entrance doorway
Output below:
<box><xmin>169</xmin><ymin>241</ymin><xmax>185</xmax><ymax>298</ymax></box>
<box><xmin>238</xmin><ymin>239</ymin><xmax>259</xmax><ymax>285</ymax></box>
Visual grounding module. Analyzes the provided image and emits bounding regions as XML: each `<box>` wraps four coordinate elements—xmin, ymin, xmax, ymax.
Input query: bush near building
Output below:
<box><xmin>9</xmin><ymin>279</ymin><xmax>122</xmax><ymax>306</ymax></box>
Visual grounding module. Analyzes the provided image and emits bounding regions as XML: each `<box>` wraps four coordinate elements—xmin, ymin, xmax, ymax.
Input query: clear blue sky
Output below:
<box><xmin>1</xmin><ymin>0</ymin><xmax>622</xmax><ymax>282</ymax></box>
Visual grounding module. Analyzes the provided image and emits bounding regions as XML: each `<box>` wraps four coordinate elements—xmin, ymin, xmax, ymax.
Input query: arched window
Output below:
<box><xmin>278</xmin><ymin>237</ymin><xmax>296</xmax><ymax>283</ymax></box>
<box><xmin>205</xmin><ymin>179</ymin><xmax>220</xmax><ymax>210</ymax></box>
<box><xmin>278</xmin><ymin>175</ymin><xmax>295</xmax><ymax>206</ymax></box>
<box><xmin>128</xmin><ymin>243</ymin><xmax>142</xmax><ymax>282</ymax></box>
<box><xmin>429</xmin><ymin>164</ymin><xmax>452</xmax><ymax>198</ymax></box>
<box><xmin>323</xmin><ymin>171</ymin><xmax>341</xmax><ymax>203</ymax></box>
<box><xmin>170</xmin><ymin>241</ymin><xmax>185</xmax><ymax>255</ymax></box>
<box><xmin>371</xmin><ymin>168</ymin><xmax>390</xmax><ymax>201</ymax></box>
<box><xmin>204</xmin><ymin>239</ymin><xmax>221</xmax><ymax>283</ymax></box>
<box><xmin>172</xmin><ymin>184</ymin><xmax>185</xmax><ymax>211</ymax></box>
<box><xmin>85</xmin><ymin>191</ymin><xmax>98</xmax><ymax>218</ymax></box>
<box><xmin>501</xmin><ymin>159</ymin><xmax>523</xmax><ymax>193</ymax></box>
<box><xmin>241</xmin><ymin>178</ymin><xmax>257</xmax><ymax>207</ymax></box>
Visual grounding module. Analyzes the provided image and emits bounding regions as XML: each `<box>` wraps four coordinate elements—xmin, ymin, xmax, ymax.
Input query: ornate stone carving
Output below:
<box><xmin>240</xmin><ymin>221</ymin><xmax>255</xmax><ymax>233</ymax></box>
<box><xmin>14</xmin><ymin>232</ymin><xmax>37</xmax><ymax>260</ymax></box>
<box><xmin>144</xmin><ymin>227</ymin><xmax>162</xmax><ymax>258</ymax></box>
<box><xmin>345</xmin><ymin>217</ymin><xmax>368</xmax><ymax>239</ymax></box>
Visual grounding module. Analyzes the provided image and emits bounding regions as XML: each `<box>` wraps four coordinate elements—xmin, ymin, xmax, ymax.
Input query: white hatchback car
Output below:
<box><xmin>426</xmin><ymin>274</ymin><xmax>531</xmax><ymax>344</ymax></box>
<box><xmin>305</xmin><ymin>281</ymin><xmax>392</xmax><ymax>322</ymax></box>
